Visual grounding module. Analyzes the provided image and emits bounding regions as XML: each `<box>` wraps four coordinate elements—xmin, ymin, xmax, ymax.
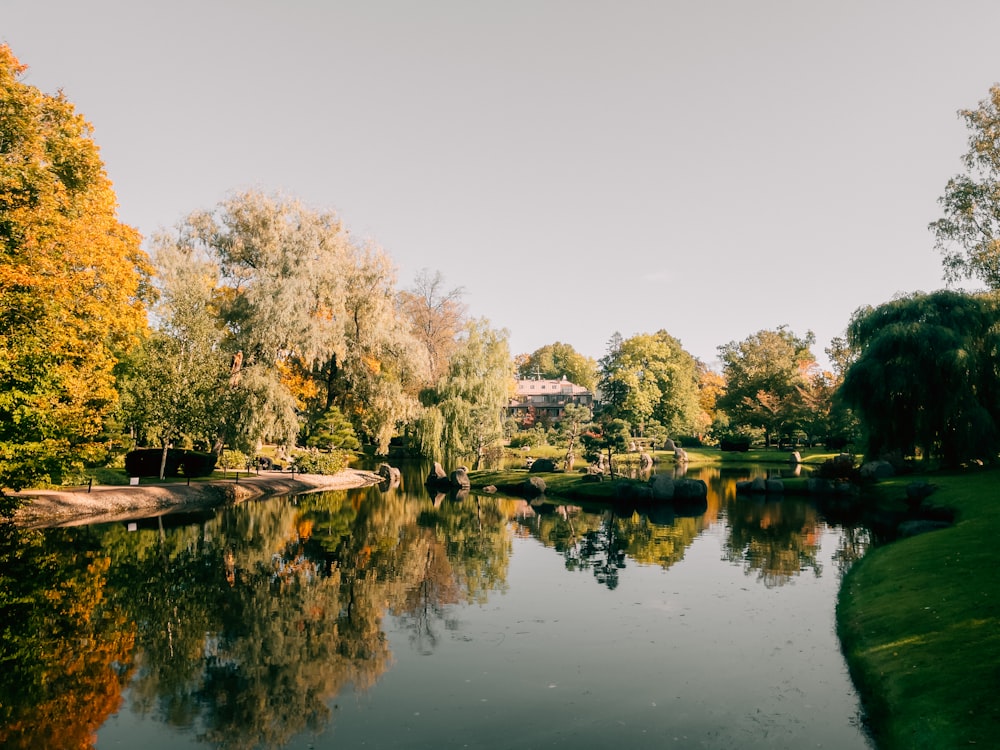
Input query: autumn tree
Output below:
<box><xmin>930</xmin><ymin>84</ymin><xmax>1000</xmax><ymax>288</ymax></box>
<box><xmin>398</xmin><ymin>268</ymin><xmax>467</xmax><ymax>384</ymax></box>
<box><xmin>717</xmin><ymin>327</ymin><xmax>819</xmax><ymax>446</ymax></box>
<box><xmin>0</xmin><ymin>45</ymin><xmax>152</xmax><ymax>491</ymax></box>
<box><xmin>516</xmin><ymin>342</ymin><xmax>599</xmax><ymax>392</ymax></box>
<box><xmin>597</xmin><ymin>330</ymin><xmax>701</xmax><ymax>437</ymax></box>
<box><xmin>840</xmin><ymin>290</ymin><xmax>1000</xmax><ymax>466</ymax></box>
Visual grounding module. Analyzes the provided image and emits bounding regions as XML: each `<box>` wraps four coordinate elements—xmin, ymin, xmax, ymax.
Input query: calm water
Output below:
<box><xmin>0</xmin><ymin>463</ymin><xmax>873</xmax><ymax>749</ymax></box>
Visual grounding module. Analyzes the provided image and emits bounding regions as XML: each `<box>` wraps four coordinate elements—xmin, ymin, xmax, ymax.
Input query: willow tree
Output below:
<box><xmin>0</xmin><ymin>45</ymin><xmax>152</xmax><ymax>491</ymax></box>
<box><xmin>154</xmin><ymin>191</ymin><xmax>350</xmax><ymax>452</ymax></box>
<box><xmin>840</xmin><ymin>290</ymin><xmax>1000</xmax><ymax>466</ymax></box>
<box><xmin>421</xmin><ymin>319</ymin><xmax>513</xmax><ymax>468</ymax></box>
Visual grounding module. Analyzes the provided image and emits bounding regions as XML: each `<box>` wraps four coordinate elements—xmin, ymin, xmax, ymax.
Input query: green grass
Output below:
<box><xmin>836</xmin><ymin>467</ymin><xmax>1000</xmax><ymax>748</ymax></box>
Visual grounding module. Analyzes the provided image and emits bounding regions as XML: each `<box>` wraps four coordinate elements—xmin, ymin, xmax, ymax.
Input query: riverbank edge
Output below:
<box><xmin>8</xmin><ymin>468</ymin><xmax>384</xmax><ymax>528</ymax></box>
<box><xmin>834</xmin><ymin>467</ymin><xmax>1000</xmax><ymax>749</ymax></box>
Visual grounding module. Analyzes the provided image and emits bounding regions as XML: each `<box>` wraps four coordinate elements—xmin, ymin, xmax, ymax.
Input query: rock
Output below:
<box><xmin>426</xmin><ymin>462</ymin><xmax>448</xmax><ymax>486</ymax></box>
<box><xmin>483</xmin><ymin>485</ymin><xmax>497</xmax><ymax>493</ymax></box>
<box><xmin>613</xmin><ymin>480</ymin><xmax>652</xmax><ymax>501</ymax></box>
<box><xmin>661</xmin><ymin>438</ymin><xmax>676</xmax><ymax>452</ymax></box>
<box><xmin>639</xmin><ymin>452</ymin><xmax>653</xmax><ymax>471</ymax></box>
<box><xmin>376</xmin><ymin>463</ymin><xmax>400</xmax><ymax>485</ymax></box>
<box><xmin>735</xmin><ymin>479</ymin><xmax>754</xmax><ymax>494</ymax></box>
<box><xmin>529</xmin><ymin>457</ymin><xmax>557</xmax><ymax>473</ymax></box>
<box><xmin>905</xmin><ymin>481</ymin><xmax>936</xmax><ymax>505</ymax></box>
<box><xmin>750</xmin><ymin>476</ymin><xmax>767</xmax><ymax>493</ymax></box>
<box><xmin>765</xmin><ymin>478</ymin><xmax>784</xmax><ymax>493</ymax></box>
<box><xmin>449</xmin><ymin>467</ymin><xmax>471</xmax><ymax>489</ymax></box>
<box><xmin>789</xmin><ymin>451</ymin><xmax>801</xmax><ymax>465</ymax></box>
<box><xmin>522</xmin><ymin>476</ymin><xmax>546</xmax><ymax>497</ymax></box>
<box><xmin>674</xmin><ymin>447</ymin><xmax>689</xmax><ymax>462</ymax></box>
<box><xmin>648</xmin><ymin>474</ymin><xmax>675</xmax><ymax>500</ymax></box>
<box><xmin>860</xmin><ymin>460</ymin><xmax>895</xmax><ymax>479</ymax></box>
<box><xmin>673</xmin><ymin>478</ymin><xmax>707</xmax><ymax>500</ymax></box>
<box><xmin>808</xmin><ymin>477</ymin><xmax>835</xmax><ymax>494</ymax></box>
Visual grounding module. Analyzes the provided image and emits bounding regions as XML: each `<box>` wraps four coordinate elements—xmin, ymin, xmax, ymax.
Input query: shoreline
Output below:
<box><xmin>9</xmin><ymin>469</ymin><xmax>384</xmax><ymax>529</ymax></box>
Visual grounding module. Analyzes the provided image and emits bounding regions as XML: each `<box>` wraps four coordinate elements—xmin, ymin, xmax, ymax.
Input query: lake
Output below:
<box><xmin>0</xmin><ymin>462</ymin><xmax>874</xmax><ymax>749</ymax></box>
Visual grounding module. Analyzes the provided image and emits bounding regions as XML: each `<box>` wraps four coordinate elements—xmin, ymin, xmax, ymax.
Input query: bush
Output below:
<box><xmin>179</xmin><ymin>451</ymin><xmax>217</xmax><ymax>478</ymax></box>
<box><xmin>125</xmin><ymin>448</ymin><xmax>218</xmax><ymax>478</ymax></box>
<box><xmin>291</xmin><ymin>449</ymin><xmax>350</xmax><ymax>475</ymax></box>
<box><xmin>719</xmin><ymin>438</ymin><xmax>751</xmax><ymax>452</ymax></box>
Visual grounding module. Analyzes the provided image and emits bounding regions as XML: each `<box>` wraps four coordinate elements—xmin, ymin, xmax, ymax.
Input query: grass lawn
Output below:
<box><xmin>836</xmin><ymin>467</ymin><xmax>1000</xmax><ymax>748</ymax></box>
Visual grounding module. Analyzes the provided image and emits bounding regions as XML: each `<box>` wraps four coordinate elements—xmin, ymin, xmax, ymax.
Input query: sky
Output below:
<box><xmin>4</xmin><ymin>1</ymin><xmax>999</xmax><ymax>369</ymax></box>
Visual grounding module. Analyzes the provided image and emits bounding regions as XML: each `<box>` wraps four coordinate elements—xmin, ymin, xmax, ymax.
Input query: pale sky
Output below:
<box><xmin>4</xmin><ymin>1</ymin><xmax>998</xmax><ymax>368</ymax></box>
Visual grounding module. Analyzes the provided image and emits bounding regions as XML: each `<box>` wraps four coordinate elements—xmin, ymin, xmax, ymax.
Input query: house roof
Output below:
<box><xmin>514</xmin><ymin>376</ymin><xmax>591</xmax><ymax>396</ymax></box>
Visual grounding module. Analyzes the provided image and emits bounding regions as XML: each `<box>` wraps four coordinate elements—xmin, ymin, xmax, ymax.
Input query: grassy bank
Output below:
<box><xmin>836</xmin><ymin>467</ymin><xmax>1000</xmax><ymax>748</ymax></box>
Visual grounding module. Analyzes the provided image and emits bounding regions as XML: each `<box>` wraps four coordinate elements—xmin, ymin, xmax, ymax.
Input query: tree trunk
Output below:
<box><xmin>159</xmin><ymin>441</ymin><xmax>170</xmax><ymax>481</ymax></box>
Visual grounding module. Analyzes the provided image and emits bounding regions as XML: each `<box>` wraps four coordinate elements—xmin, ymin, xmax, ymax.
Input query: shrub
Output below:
<box><xmin>179</xmin><ymin>451</ymin><xmax>217</xmax><ymax>478</ymax></box>
<box><xmin>292</xmin><ymin>449</ymin><xmax>350</xmax><ymax>475</ymax></box>
<box><xmin>125</xmin><ymin>448</ymin><xmax>181</xmax><ymax>478</ymax></box>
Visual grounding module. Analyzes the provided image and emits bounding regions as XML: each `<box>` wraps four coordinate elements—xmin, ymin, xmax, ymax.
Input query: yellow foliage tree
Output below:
<box><xmin>0</xmin><ymin>45</ymin><xmax>151</xmax><ymax>491</ymax></box>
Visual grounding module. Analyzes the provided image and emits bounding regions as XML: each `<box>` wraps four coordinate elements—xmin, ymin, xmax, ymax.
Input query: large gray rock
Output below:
<box><xmin>765</xmin><ymin>478</ymin><xmax>784</xmax><ymax>493</ymax></box>
<box><xmin>529</xmin><ymin>457</ymin><xmax>557</xmax><ymax>473</ymax></box>
<box><xmin>377</xmin><ymin>463</ymin><xmax>401</xmax><ymax>485</ymax></box>
<box><xmin>648</xmin><ymin>474</ymin><xmax>675</xmax><ymax>500</ymax></box>
<box><xmin>426</xmin><ymin>462</ymin><xmax>448</xmax><ymax>485</ymax></box>
<box><xmin>673</xmin><ymin>478</ymin><xmax>707</xmax><ymax>500</ymax></box>
<box><xmin>449</xmin><ymin>467</ymin><xmax>471</xmax><ymax>489</ymax></box>
<box><xmin>860</xmin><ymin>460</ymin><xmax>895</xmax><ymax>479</ymax></box>
<box><xmin>522</xmin><ymin>476</ymin><xmax>546</xmax><ymax>497</ymax></box>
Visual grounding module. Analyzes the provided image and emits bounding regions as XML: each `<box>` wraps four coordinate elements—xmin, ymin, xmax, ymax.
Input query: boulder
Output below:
<box><xmin>449</xmin><ymin>467</ymin><xmax>471</xmax><ymax>489</ymax></box>
<box><xmin>639</xmin><ymin>452</ymin><xmax>653</xmax><ymax>471</ymax></box>
<box><xmin>750</xmin><ymin>476</ymin><xmax>767</xmax><ymax>493</ymax></box>
<box><xmin>765</xmin><ymin>478</ymin><xmax>784</xmax><ymax>493</ymax></box>
<box><xmin>529</xmin><ymin>457</ymin><xmax>556</xmax><ymax>473</ymax></box>
<box><xmin>661</xmin><ymin>438</ymin><xmax>677</xmax><ymax>452</ymax></box>
<box><xmin>482</xmin><ymin>485</ymin><xmax>497</xmax><ymax>493</ymax></box>
<box><xmin>426</xmin><ymin>462</ymin><xmax>448</xmax><ymax>487</ymax></box>
<box><xmin>789</xmin><ymin>451</ymin><xmax>802</xmax><ymax>465</ymax></box>
<box><xmin>377</xmin><ymin>463</ymin><xmax>401</xmax><ymax>485</ymax></box>
<box><xmin>860</xmin><ymin>460</ymin><xmax>895</xmax><ymax>479</ymax></box>
<box><xmin>673</xmin><ymin>478</ymin><xmax>707</xmax><ymax>500</ymax></box>
<box><xmin>522</xmin><ymin>476</ymin><xmax>546</xmax><ymax>497</ymax></box>
<box><xmin>648</xmin><ymin>474</ymin><xmax>675</xmax><ymax>500</ymax></box>
<box><xmin>905</xmin><ymin>481</ymin><xmax>936</xmax><ymax>505</ymax></box>
<box><xmin>674</xmin><ymin>447</ymin><xmax>689</xmax><ymax>462</ymax></box>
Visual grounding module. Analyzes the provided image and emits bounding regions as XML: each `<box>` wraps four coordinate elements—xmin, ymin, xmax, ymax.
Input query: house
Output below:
<box><xmin>507</xmin><ymin>375</ymin><xmax>594</xmax><ymax>423</ymax></box>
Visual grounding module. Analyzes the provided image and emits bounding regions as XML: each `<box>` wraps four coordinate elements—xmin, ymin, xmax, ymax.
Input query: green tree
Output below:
<box><xmin>840</xmin><ymin>290</ymin><xmax>1000</xmax><ymax>466</ymax></box>
<box><xmin>304</xmin><ymin>405</ymin><xmax>360</xmax><ymax>451</ymax></box>
<box><xmin>930</xmin><ymin>84</ymin><xmax>1000</xmax><ymax>288</ymax></box>
<box><xmin>119</xmin><ymin>240</ymin><xmax>230</xmax><ymax>477</ymax></box>
<box><xmin>717</xmin><ymin>327</ymin><xmax>818</xmax><ymax>447</ymax></box>
<box><xmin>558</xmin><ymin>402</ymin><xmax>593</xmax><ymax>470</ymax></box>
<box><xmin>597</xmin><ymin>330</ymin><xmax>701</xmax><ymax>437</ymax></box>
<box><xmin>0</xmin><ymin>45</ymin><xmax>152</xmax><ymax>491</ymax></box>
<box><xmin>516</xmin><ymin>342</ymin><xmax>599</xmax><ymax>392</ymax></box>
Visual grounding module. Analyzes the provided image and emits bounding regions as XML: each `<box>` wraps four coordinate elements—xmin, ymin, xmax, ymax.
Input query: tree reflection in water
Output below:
<box><xmin>0</xmin><ymin>464</ymin><xmax>874</xmax><ymax>749</ymax></box>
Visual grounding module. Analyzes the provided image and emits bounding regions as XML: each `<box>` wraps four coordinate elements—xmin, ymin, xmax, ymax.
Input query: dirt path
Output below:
<box><xmin>8</xmin><ymin>469</ymin><xmax>384</xmax><ymax>528</ymax></box>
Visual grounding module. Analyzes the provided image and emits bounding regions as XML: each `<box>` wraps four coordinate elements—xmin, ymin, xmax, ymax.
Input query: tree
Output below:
<box><xmin>398</xmin><ymin>269</ymin><xmax>467</xmax><ymax>384</ymax></box>
<box><xmin>930</xmin><ymin>84</ymin><xmax>1000</xmax><ymax>288</ymax></box>
<box><xmin>840</xmin><ymin>290</ymin><xmax>1000</xmax><ymax>466</ymax></box>
<box><xmin>0</xmin><ymin>46</ymin><xmax>152</xmax><ymax>491</ymax></box>
<box><xmin>421</xmin><ymin>319</ymin><xmax>513</xmax><ymax>468</ymax></box>
<box><xmin>304</xmin><ymin>405</ymin><xmax>361</xmax><ymax>451</ymax></box>
<box><xmin>717</xmin><ymin>327</ymin><xmax>818</xmax><ymax>447</ymax></box>
<box><xmin>597</xmin><ymin>330</ymin><xmax>701</xmax><ymax>437</ymax></box>
<box><xmin>558</xmin><ymin>403</ymin><xmax>593</xmax><ymax>471</ymax></box>
<box><xmin>118</xmin><ymin>240</ymin><xmax>230</xmax><ymax>478</ymax></box>
<box><xmin>516</xmin><ymin>342</ymin><xmax>599</xmax><ymax>392</ymax></box>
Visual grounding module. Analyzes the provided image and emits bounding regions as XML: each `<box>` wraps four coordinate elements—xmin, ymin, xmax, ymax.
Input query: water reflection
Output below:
<box><xmin>0</xmin><ymin>463</ymin><xmax>874</xmax><ymax>749</ymax></box>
